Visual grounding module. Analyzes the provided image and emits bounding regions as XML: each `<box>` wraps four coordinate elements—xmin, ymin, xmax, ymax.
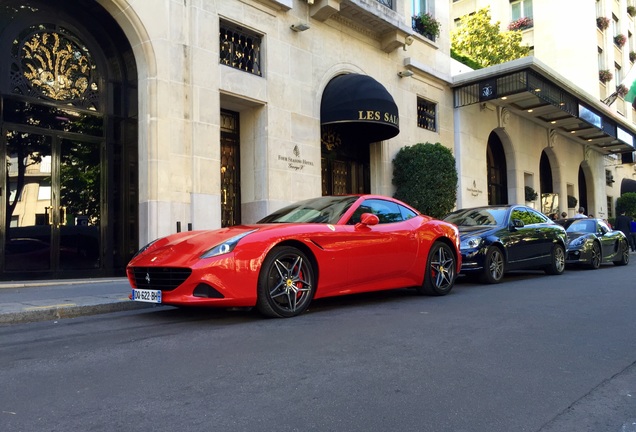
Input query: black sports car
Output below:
<box><xmin>555</xmin><ymin>218</ymin><xmax>630</xmax><ymax>268</ymax></box>
<box><xmin>444</xmin><ymin>205</ymin><xmax>567</xmax><ymax>283</ymax></box>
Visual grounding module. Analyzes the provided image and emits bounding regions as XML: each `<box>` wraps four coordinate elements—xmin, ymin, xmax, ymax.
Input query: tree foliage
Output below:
<box><xmin>616</xmin><ymin>192</ymin><xmax>636</xmax><ymax>216</ymax></box>
<box><xmin>392</xmin><ymin>142</ymin><xmax>457</xmax><ymax>219</ymax></box>
<box><xmin>451</xmin><ymin>7</ymin><xmax>530</xmax><ymax>68</ymax></box>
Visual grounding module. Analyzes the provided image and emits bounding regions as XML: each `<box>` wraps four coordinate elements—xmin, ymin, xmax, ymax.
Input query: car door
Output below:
<box><xmin>505</xmin><ymin>207</ymin><xmax>546</xmax><ymax>265</ymax></box>
<box><xmin>341</xmin><ymin>199</ymin><xmax>420</xmax><ymax>290</ymax></box>
<box><xmin>597</xmin><ymin>220</ymin><xmax>620</xmax><ymax>259</ymax></box>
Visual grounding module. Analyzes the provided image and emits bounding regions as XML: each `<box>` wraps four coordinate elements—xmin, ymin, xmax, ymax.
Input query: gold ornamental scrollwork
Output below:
<box><xmin>21</xmin><ymin>31</ymin><xmax>95</xmax><ymax>101</ymax></box>
<box><xmin>321</xmin><ymin>126</ymin><xmax>342</xmax><ymax>151</ymax></box>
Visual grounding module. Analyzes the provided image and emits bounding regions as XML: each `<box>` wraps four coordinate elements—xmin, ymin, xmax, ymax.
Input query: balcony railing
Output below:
<box><xmin>376</xmin><ymin>0</ymin><xmax>393</xmax><ymax>8</ymax></box>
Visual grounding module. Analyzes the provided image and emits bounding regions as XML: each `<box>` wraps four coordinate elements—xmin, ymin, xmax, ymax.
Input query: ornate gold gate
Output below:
<box><xmin>220</xmin><ymin>110</ymin><xmax>241</xmax><ymax>227</ymax></box>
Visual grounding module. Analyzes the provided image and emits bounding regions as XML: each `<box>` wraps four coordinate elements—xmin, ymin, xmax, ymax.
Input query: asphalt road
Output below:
<box><xmin>1</xmin><ymin>265</ymin><xmax>635</xmax><ymax>432</ymax></box>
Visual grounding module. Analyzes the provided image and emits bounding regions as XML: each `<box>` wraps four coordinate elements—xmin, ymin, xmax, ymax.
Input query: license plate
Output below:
<box><xmin>132</xmin><ymin>288</ymin><xmax>162</xmax><ymax>303</ymax></box>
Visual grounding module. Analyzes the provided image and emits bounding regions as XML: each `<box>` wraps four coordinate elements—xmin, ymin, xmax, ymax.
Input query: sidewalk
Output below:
<box><xmin>0</xmin><ymin>277</ymin><xmax>159</xmax><ymax>325</ymax></box>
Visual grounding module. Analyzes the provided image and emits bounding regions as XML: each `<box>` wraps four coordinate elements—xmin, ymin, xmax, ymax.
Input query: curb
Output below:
<box><xmin>0</xmin><ymin>300</ymin><xmax>159</xmax><ymax>325</ymax></box>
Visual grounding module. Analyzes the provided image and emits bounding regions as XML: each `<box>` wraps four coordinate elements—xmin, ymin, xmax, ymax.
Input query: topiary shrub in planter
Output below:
<box><xmin>567</xmin><ymin>194</ymin><xmax>578</xmax><ymax>209</ymax></box>
<box><xmin>525</xmin><ymin>186</ymin><xmax>538</xmax><ymax>202</ymax></box>
<box><xmin>392</xmin><ymin>142</ymin><xmax>457</xmax><ymax>219</ymax></box>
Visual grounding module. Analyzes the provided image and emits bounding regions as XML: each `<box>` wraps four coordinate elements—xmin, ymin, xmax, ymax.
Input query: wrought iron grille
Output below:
<box><xmin>376</xmin><ymin>0</ymin><xmax>393</xmax><ymax>8</ymax></box>
<box><xmin>417</xmin><ymin>98</ymin><xmax>436</xmax><ymax>131</ymax></box>
<box><xmin>219</xmin><ymin>22</ymin><xmax>262</xmax><ymax>76</ymax></box>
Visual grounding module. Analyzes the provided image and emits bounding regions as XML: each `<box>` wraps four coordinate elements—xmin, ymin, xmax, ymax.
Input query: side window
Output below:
<box><xmin>348</xmin><ymin>199</ymin><xmax>404</xmax><ymax>224</ymax></box>
<box><xmin>527</xmin><ymin>209</ymin><xmax>548</xmax><ymax>224</ymax></box>
<box><xmin>399</xmin><ymin>205</ymin><xmax>417</xmax><ymax>220</ymax></box>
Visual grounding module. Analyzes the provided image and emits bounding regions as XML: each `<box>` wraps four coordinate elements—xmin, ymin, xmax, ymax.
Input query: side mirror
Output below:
<box><xmin>357</xmin><ymin>212</ymin><xmax>379</xmax><ymax>227</ymax></box>
<box><xmin>511</xmin><ymin>219</ymin><xmax>524</xmax><ymax>229</ymax></box>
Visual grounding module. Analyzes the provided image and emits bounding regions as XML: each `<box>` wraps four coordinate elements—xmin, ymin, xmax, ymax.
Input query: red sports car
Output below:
<box><xmin>127</xmin><ymin>195</ymin><xmax>461</xmax><ymax>318</ymax></box>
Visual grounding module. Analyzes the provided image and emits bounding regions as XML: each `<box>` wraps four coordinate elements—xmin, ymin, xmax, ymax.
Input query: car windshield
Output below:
<box><xmin>257</xmin><ymin>196</ymin><xmax>360</xmax><ymax>224</ymax></box>
<box><xmin>562</xmin><ymin>219</ymin><xmax>596</xmax><ymax>233</ymax></box>
<box><xmin>444</xmin><ymin>207</ymin><xmax>508</xmax><ymax>226</ymax></box>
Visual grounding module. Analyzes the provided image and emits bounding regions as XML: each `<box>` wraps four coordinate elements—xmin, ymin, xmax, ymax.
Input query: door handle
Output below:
<box><xmin>60</xmin><ymin>206</ymin><xmax>67</xmax><ymax>227</ymax></box>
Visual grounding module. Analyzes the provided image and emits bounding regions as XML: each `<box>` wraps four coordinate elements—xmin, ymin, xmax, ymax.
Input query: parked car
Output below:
<box><xmin>554</xmin><ymin>217</ymin><xmax>630</xmax><ymax>268</ymax></box>
<box><xmin>127</xmin><ymin>195</ymin><xmax>461</xmax><ymax>318</ymax></box>
<box><xmin>443</xmin><ymin>205</ymin><xmax>567</xmax><ymax>283</ymax></box>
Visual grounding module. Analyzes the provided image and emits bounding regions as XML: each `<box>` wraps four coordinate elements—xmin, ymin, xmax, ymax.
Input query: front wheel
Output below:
<box><xmin>544</xmin><ymin>244</ymin><xmax>566</xmax><ymax>275</ymax></box>
<box><xmin>588</xmin><ymin>242</ymin><xmax>601</xmax><ymax>269</ymax></box>
<box><xmin>256</xmin><ymin>246</ymin><xmax>315</xmax><ymax>318</ymax></box>
<box><xmin>416</xmin><ymin>241</ymin><xmax>456</xmax><ymax>296</ymax></box>
<box><xmin>480</xmin><ymin>247</ymin><xmax>505</xmax><ymax>284</ymax></box>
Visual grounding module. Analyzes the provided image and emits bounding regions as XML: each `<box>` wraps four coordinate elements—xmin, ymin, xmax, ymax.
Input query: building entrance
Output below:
<box><xmin>0</xmin><ymin>1</ymin><xmax>138</xmax><ymax>279</ymax></box>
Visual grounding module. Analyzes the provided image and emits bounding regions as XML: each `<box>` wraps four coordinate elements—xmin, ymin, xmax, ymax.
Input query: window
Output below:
<box><xmin>615</xmin><ymin>63</ymin><xmax>622</xmax><ymax>83</ymax></box>
<box><xmin>417</xmin><ymin>98</ymin><xmax>437</xmax><ymax>131</ymax></box>
<box><xmin>511</xmin><ymin>0</ymin><xmax>533</xmax><ymax>20</ymax></box>
<box><xmin>605</xmin><ymin>169</ymin><xmax>614</xmax><ymax>186</ymax></box>
<box><xmin>412</xmin><ymin>0</ymin><xmax>428</xmax><ymax>16</ymax></box>
<box><xmin>607</xmin><ymin>196</ymin><xmax>613</xmax><ymax>218</ymax></box>
<box><xmin>348</xmin><ymin>199</ymin><xmax>405</xmax><ymax>224</ymax></box>
<box><xmin>219</xmin><ymin>21</ymin><xmax>262</xmax><ymax>76</ymax></box>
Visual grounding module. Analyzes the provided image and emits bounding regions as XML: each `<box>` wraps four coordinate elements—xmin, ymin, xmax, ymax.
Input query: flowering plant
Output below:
<box><xmin>617</xmin><ymin>84</ymin><xmax>629</xmax><ymax>97</ymax></box>
<box><xmin>630</xmin><ymin>51</ymin><xmax>636</xmax><ymax>63</ymax></box>
<box><xmin>597</xmin><ymin>16</ymin><xmax>610</xmax><ymax>30</ymax></box>
<box><xmin>412</xmin><ymin>12</ymin><xmax>441</xmax><ymax>40</ymax></box>
<box><xmin>599</xmin><ymin>69</ymin><xmax>613</xmax><ymax>83</ymax></box>
<box><xmin>507</xmin><ymin>17</ymin><xmax>533</xmax><ymax>31</ymax></box>
<box><xmin>615</xmin><ymin>34</ymin><xmax>627</xmax><ymax>47</ymax></box>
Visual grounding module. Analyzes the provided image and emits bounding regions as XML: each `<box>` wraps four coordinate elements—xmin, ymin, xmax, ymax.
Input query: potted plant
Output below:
<box><xmin>525</xmin><ymin>186</ymin><xmax>538</xmax><ymax>202</ymax></box>
<box><xmin>618</xmin><ymin>84</ymin><xmax>629</xmax><ymax>97</ymax></box>
<box><xmin>567</xmin><ymin>195</ymin><xmax>578</xmax><ymax>209</ymax></box>
<box><xmin>630</xmin><ymin>51</ymin><xmax>636</xmax><ymax>62</ymax></box>
<box><xmin>628</xmin><ymin>5</ymin><xmax>636</xmax><ymax>17</ymax></box>
<box><xmin>507</xmin><ymin>17</ymin><xmax>533</xmax><ymax>31</ymax></box>
<box><xmin>412</xmin><ymin>12</ymin><xmax>441</xmax><ymax>41</ymax></box>
<box><xmin>615</xmin><ymin>34</ymin><xmax>627</xmax><ymax>48</ymax></box>
<box><xmin>599</xmin><ymin>69</ymin><xmax>613</xmax><ymax>83</ymax></box>
<box><xmin>597</xmin><ymin>16</ymin><xmax>610</xmax><ymax>30</ymax></box>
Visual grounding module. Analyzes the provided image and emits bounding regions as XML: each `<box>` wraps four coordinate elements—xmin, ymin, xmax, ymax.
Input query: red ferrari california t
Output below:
<box><xmin>127</xmin><ymin>195</ymin><xmax>461</xmax><ymax>318</ymax></box>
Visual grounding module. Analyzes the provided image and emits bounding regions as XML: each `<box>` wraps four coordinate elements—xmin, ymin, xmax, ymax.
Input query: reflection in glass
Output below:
<box><xmin>5</xmin><ymin>130</ymin><xmax>52</xmax><ymax>271</ymax></box>
<box><xmin>59</xmin><ymin>139</ymin><xmax>101</xmax><ymax>270</ymax></box>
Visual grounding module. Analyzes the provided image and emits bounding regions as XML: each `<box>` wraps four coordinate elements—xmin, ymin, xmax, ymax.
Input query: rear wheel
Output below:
<box><xmin>588</xmin><ymin>242</ymin><xmax>601</xmax><ymax>269</ymax></box>
<box><xmin>614</xmin><ymin>240</ymin><xmax>630</xmax><ymax>266</ymax></box>
<box><xmin>417</xmin><ymin>241</ymin><xmax>456</xmax><ymax>296</ymax></box>
<box><xmin>544</xmin><ymin>244</ymin><xmax>566</xmax><ymax>275</ymax></box>
<box><xmin>256</xmin><ymin>246</ymin><xmax>315</xmax><ymax>318</ymax></box>
<box><xmin>480</xmin><ymin>247</ymin><xmax>505</xmax><ymax>284</ymax></box>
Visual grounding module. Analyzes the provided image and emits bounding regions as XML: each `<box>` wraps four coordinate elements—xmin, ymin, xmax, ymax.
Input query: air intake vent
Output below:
<box><xmin>130</xmin><ymin>267</ymin><xmax>192</xmax><ymax>291</ymax></box>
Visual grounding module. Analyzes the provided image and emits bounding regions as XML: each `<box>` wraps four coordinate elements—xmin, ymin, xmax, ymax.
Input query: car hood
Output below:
<box><xmin>455</xmin><ymin>225</ymin><xmax>496</xmax><ymax>239</ymax></box>
<box><xmin>130</xmin><ymin>225</ymin><xmax>261</xmax><ymax>266</ymax></box>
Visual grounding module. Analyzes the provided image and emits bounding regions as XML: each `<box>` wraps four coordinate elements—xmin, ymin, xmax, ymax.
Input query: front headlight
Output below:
<box><xmin>200</xmin><ymin>230</ymin><xmax>257</xmax><ymax>259</ymax></box>
<box><xmin>460</xmin><ymin>236</ymin><xmax>483</xmax><ymax>249</ymax></box>
<box><xmin>569</xmin><ymin>237</ymin><xmax>586</xmax><ymax>247</ymax></box>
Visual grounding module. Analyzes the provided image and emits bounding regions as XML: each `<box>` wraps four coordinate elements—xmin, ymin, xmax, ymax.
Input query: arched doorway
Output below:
<box><xmin>0</xmin><ymin>1</ymin><xmax>138</xmax><ymax>279</ymax></box>
<box><xmin>486</xmin><ymin>131</ymin><xmax>508</xmax><ymax>205</ymax></box>
<box><xmin>578</xmin><ymin>165</ymin><xmax>588</xmax><ymax>214</ymax></box>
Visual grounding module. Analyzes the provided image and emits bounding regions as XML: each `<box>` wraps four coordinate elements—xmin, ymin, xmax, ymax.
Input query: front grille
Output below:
<box><xmin>130</xmin><ymin>267</ymin><xmax>192</xmax><ymax>291</ymax></box>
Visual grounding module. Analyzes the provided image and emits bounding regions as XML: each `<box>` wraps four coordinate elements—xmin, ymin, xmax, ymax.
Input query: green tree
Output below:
<box><xmin>616</xmin><ymin>192</ymin><xmax>636</xmax><ymax>216</ymax></box>
<box><xmin>392</xmin><ymin>142</ymin><xmax>457</xmax><ymax>219</ymax></box>
<box><xmin>451</xmin><ymin>7</ymin><xmax>530</xmax><ymax>68</ymax></box>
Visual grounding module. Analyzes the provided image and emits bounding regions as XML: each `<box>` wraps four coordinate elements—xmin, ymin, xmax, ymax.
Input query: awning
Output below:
<box><xmin>453</xmin><ymin>57</ymin><xmax>636</xmax><ymax>156</ymax></box>
<box><xmin>621</xmin><ymin>178</ymin><xmax>636</xmax><ymax>195</ymax></box>
<box><xmin>321</xmin><ymin>73</ymin><xmax>399</xmax><ymax>144</ymax></box>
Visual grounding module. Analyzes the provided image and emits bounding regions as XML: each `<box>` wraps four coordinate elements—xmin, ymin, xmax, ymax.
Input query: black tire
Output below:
<box><xmin>256</xmin><ymin>246</ymin><xmax>315</xmax><ymax>318</ymax></box>
<box><xmin>417</xmin><ymin>241</ymin><xmax>456</xmax><ymax>296</ymax></box>
<box><xmin>588</xmin><ymin>241</ymin><xmax>601</xmax><ymax>269</ymax></box>
<box><xmin>480</xmin><ymin>247</ymin><xmax>505</xmax><ymax>284</ymax></box>
<box><xmin>614</xmin><ymin>240</ymin><xmax>630</xmax><ymax>266</ymax></box>
<box><xmin>544</xmin><ymin>243</ymin><xmax>566</xmax><ymax>275</ymax></box>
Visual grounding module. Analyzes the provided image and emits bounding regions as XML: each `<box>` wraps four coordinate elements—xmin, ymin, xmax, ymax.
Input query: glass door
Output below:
<box><xmin>59</xmin><ymin>137</ymin><xmax>102</xmax><ymax>270</ymax></box>
<box><xmin>4</xmin><ymin>130</ymin><xmax>53</xmax><ymax>271</ymax></box>
<box><xmin>2</xmin><ymin>129</ymin><xmax>102</xmax><ymax>273</ymax></box>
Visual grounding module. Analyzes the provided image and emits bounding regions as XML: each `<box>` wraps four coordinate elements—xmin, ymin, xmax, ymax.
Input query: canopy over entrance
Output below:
<box><xmin>321</xmin><ymin>73</ymin><xmax>399</xmax><ymax>144</ymax></box>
